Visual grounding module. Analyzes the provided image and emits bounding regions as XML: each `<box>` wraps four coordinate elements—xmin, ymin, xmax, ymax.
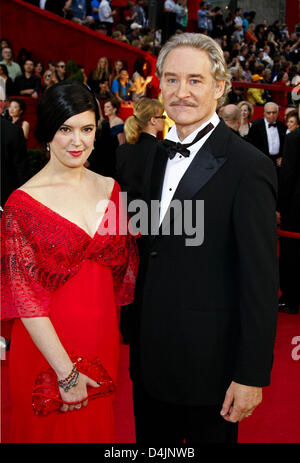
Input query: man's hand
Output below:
<box><xmin>220</xmin><ymin>381</ymin><xmax>262</xmax><ymax>422</ymax></box>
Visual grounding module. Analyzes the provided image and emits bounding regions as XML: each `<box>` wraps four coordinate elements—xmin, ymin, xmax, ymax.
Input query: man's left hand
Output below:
<box><xmin>220</xmin><ymin>381</ymin><xmax>262</xmax><ymax>422</ymax></box>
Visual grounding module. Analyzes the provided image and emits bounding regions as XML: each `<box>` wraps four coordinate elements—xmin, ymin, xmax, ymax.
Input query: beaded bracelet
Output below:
<box><xmin>59</xmin><ymin>370</ymin><xmax>79</xmax><ymax>392</ymax></box>
<box><xmin>58</xmin><ymin>364</ymin><xmax>79</xmax><ymax>392</ymax></box>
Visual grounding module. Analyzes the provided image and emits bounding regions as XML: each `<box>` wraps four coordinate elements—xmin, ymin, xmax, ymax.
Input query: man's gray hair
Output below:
<box><xmin>156</xmin><ymin>33</ymin><xmax>232</xmax><ymax>107</ymax></box>
<box><xmin>264</xmin><ymin>102</ymin><xmax>279</xmax><ymax>113</ymax></box>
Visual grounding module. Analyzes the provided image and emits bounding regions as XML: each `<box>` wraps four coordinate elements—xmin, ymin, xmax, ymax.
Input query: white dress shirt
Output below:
<box><xmin>264</xmin><ymin>118</ymin><xmax>280</xmax><ymax>155</ymax></box>
<box><xmin>159</xmin><ymin>113</ymin><xmax>220</xmax><ymax>225</ymax></box>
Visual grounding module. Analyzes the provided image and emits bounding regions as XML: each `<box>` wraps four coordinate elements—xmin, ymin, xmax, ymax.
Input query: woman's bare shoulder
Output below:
<box><xmin>90</xmin><ymin>171</ymin><xmax>115</xmax><ymax>196</ymax></box>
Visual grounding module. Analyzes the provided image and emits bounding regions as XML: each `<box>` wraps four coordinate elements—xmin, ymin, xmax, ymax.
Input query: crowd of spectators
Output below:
<box><xmin>1</xmin><ymin>1</ymin><xmax>300</xmax><ymax>141</ymax></box>
<box><xmin>16</xmin><ymin>2</ymin><xmax>300</xmax><ymax>100</ymax></box>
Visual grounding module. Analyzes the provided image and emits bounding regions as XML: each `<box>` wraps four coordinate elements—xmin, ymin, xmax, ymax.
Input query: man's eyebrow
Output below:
<box><xmin>163</xmin><ymin>72</ymin><xmax>205</xmax><ymax>78</ymax></box>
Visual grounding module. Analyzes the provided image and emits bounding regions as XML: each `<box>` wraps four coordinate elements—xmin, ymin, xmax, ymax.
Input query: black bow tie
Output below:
<box><xmin>162</xmin><ymin>123</ymin><xmax>214</xmax><ymax>160</ymax></box>
<box><xmin>268</xmin><ymin>123</ymin><xmax>277</xmax><ymax>128</ymax></box>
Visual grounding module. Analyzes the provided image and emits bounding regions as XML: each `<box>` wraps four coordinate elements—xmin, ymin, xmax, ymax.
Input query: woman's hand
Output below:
<box><xmin>59</xmin><ymin>372</ymin><xmax>99</xmax><ymax>412</ymax></box>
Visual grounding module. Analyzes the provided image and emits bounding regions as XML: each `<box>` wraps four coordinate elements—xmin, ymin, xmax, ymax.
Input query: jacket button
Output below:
<box><xmin>149</xmin><ymin>251</ymin><xmax>158</xmax><ymax>257</ymax></box>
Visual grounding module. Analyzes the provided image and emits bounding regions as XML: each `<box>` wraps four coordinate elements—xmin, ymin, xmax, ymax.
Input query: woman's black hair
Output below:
<box><xmin>133</xmin><ymin>57</ymin><xmax>147</xmax><ymax>77</ymax></box>
<box><xmin>0</xmin><ymin>63</ymin><xmax>9</xmax><ymax>77</ymax></box>
<box><xmin>9</xmin><ymin>97</ymin><xmax>26</xmax><ymax>116</ymax></box>
<box><xmin>34</xmin><ymin>80</ymin><xmax>100</xmax><ymax>144</ymax></box>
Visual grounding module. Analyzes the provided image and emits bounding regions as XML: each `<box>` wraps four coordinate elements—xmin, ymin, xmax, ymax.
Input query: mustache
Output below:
<box><xmin>169</xmin><ymin>101</ymin><xmax>198</xmax><ymax>107</ymax></box>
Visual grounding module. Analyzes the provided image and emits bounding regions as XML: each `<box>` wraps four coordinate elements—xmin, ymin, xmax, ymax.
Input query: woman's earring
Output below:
<box><xmin>46</xmin><ymin>143</ymin><xmax>50</xmax><ymax>152</ymax></box>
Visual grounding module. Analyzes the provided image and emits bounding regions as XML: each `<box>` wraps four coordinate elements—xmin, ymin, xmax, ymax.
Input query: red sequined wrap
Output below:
<box><xmin>1</xmin><ymin>183</ymin><xmax>139</xmax><ymax>320</ymax></box>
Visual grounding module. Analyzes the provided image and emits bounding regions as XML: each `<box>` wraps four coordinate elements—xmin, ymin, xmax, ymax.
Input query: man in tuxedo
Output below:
<box><xmin>248</xmin><ymin>102</ymin><xmax>286</xmax><ymax>171</ymax></box>
<box><xmin>124</xmin><ymin>33</ymin><xmax>278</xmax><ymax>443</ymax></box>
<box><xmin>277</xmin><ymin>119</ymin><xmax>300</xmax><ymax>315</ymax></box>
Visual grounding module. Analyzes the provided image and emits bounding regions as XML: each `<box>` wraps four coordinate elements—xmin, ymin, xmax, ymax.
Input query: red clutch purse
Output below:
<box><xmin>32</xmin><ymin>355</ymin><xmax>116</xmax><ymax>417</ymax></box>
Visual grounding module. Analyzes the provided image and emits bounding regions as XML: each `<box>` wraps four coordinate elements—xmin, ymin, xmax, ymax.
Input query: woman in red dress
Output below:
<box><xmin>1</xmin><ymin>81</ymin><xmax>138</xmax><ymax>443</ymax></box>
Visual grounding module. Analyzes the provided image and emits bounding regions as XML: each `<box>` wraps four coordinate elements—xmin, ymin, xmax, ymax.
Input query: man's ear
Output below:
<box><xmin>215</xmin><ymin>80</ymin><xmax>225</xmax><ymax>100</ymax></box>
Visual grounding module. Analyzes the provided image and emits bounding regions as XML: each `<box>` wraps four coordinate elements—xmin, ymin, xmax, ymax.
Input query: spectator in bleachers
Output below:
<box><xmin>14</xmin><ymin>59</ymin><xmax>41</xmax><ymax>98</ymax></box>
<box><xmin>0</xmin><ymin>38</ymin><xmax>12</xmax><ymax>59</ymax></box>
<box><xmin>237</xmin><ymin>100</ymin><xmax>254</xmax><ymax>138</ymax></box>
<box><xmin>233</xmin><ymin>24</ymin><xmax>244</xmax><ymax>43</ymax></box>
<box><xmin>45</xmin><ymin>0</ymin><xmax>71</xmax><ymax>16</ymax></box>
<box><xmin>234</xmin><ymin>7</ymin><xmax>243</xmax><ymax>27</ymax></box>
<box><xmin>246</xmin><ymin>23</ymin><xmax>258</xmax><ymax>45</ymax></box>
<box><xmin>42</xmin><ymin>69</ymin><xmax>58</xmax><ymax>92</ymax></box>
<box><xmin>109</xmin><ymin>59</ymin><xmax>124</xmax><ymax>89</ymax></box>
<box><xmin>131</xmin><ymin>57</ymin><xmax>153</xmax><ymax>101</ymax></box>
<box><xmin>48</xmin><ymin>60</ymin><xmax>57</xmax><ymax>73</ymax></box>
<box><xmin>87</xmin><ymin>56</ymin><xmax>110</xmax><ymax>99</ymax></box>
<box><xmin>98</xmin><ymin>0</ymin><xmax>116</xmax><ymax>36</ymax></box>
<box><xmin>55</xmin><ymin>60</ymin><xmax>66</xmax><ymax>82</ymax></box>
<box><xmin>8</xmin><ymin>97</ymin><xmax>30</xmax><ymax>139</ymax></box>
<box><xmin>247</xmin><ymin>74</ymin><xmax>266</xmax><ymax>106</ymax></box>
<box><xmin>17</xmin><ymin>48</ymin><xmax>33</xmax><ymax>72</ymax></box>
<box><xmin>114</xmin><ymin>24</ymin><xmax>130</xmax><ymax>44</ymax></box>
<box><xmin>242</xmin><ymin>11</ymin><xmax>250</xmax><ymax>34</ymax></box>
<box><xmin>0</xmin><ymin>64</ymin><xmax>15</xmax><ymax>98</ymax></box>
<box><xmin>70</xmin><ymin>0</ymin><xmax>89</xmax><ymax>23</ymax></box>
<box><xmin>127</xmin><ymin>22</ymin><xmax>143</xmax><ymax>44</ymax></box>
<box><xmin>197</xmin><ymin>1</ymin><xmax>209</xmax><ymax>33</ymax></box>
<box><xmin>123</xmin><ymin>1</ymin><xmax>137</xmax><ymax>28</ymax></box>
<box><xmin>111</xmin><ymin>68</ymin><xmax>133</xmax><ymax>105</ymax></box>
<box><xmin>133</xmin><ymin>0</ymin><xmax>147</xmax><ymax>28</ymax></box>
<box><xmin>0</xmin><ymin>47</ymin><xmax>22</xmax><ymax>82</ymax></box>
<box><xmin>273</xmin><ymin>70</ymin><xmax>290</xmax><ymax>107</ymax></box>
<box><xmin>34</xmin><ymin>61</ymin><xmax>44</xmax><ymax>81</ymax></box>
<box><xmin>90</xmin><ymin>0</ymin><xmax>100</xmax><ymax>23</ymax></box>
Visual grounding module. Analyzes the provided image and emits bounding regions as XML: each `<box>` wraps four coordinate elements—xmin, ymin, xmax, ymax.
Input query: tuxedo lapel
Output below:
<box><xmin>147</xmin><ymin>143</ymin><xmax>168</xmax><ymax>239</ymax></box>
<box><xmin>259</xmin><ymin>120</ymin><xmax>269</xmax><ymax>154</ymax></box>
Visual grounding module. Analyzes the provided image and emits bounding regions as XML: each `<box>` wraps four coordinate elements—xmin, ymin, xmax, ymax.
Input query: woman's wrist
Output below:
<box><xmin>55</xmin><ymin>360</ymin><xmax>75</xmax><ymax>380</ymax></box>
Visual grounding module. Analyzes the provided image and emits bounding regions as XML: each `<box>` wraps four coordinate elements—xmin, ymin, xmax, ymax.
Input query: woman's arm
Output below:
<box><xmin>21</xmin><ymin>317</ymin><xmax>99</xmax><ymax>412</ymax></box>
<box><xmin>117</xmin><ymin>131</ymin><xmax>126</xmax><ymax>145</ymax></box>
<box><xmin>133</xmin><ymin>75</ymin><xmax>153</xmax><ymax>95</ymax></box>
<box><xmin>22</xmin><ymin>120</ymin><xmax>30</xmax><ymax>139</ymax></box>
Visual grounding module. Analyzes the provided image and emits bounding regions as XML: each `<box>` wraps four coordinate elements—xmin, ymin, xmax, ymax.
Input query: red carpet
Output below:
<box><xmin>2</xmin><ymin>312</ymin><xmax>300</xmax><ymax>443</ymax></box>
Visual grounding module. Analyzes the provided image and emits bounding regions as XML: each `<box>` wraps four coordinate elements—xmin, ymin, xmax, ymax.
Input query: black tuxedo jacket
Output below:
<box><xmin>120</xmin><ymin>120</ymin><xmax>278</xmax><ymax>407</ymax></box>
<box><xmin>248</xmin><ymin>118</ymin><xmax>286</xmax><ymax>159</ymax></box>
<box><xmin>278</xmin><ymin>128</ymin><xmax>300</xmax><ymax>232</ymax></box>
<box><xmin>116</xmin><ymin>132</ymin><xmax>164</xmax><ymax>205</ymax></box>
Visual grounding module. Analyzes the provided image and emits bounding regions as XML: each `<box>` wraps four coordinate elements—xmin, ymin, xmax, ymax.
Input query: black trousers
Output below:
<box><xmin>132</xmin><ymin>381</ymin><xmax>238</xmax><ymax>444</ymax></box>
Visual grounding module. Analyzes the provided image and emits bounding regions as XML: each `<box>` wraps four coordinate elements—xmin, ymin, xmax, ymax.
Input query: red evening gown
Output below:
<box><xmin>1</xmin><ymin>182</ymin><xmax>138</xmax><ymax>443</ymax></box>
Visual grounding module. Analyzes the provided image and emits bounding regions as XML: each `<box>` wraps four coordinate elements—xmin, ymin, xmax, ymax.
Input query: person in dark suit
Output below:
<box><xmin>277</xmin><ymin>124</ymin><xmax>300</xmax><ymax>315</ymax></box>
<box><xmin>1</xmin><ymin>109</ymin><xmax>28</xmax><ymax>207</ymax></box>
<box><xmin>220</xmin><ymin>103</ymin><xmax>241</xmax><ymax>136</ymax></box>
<box><xmin>124</xmin><ymin>33</ymin><xmax>278</xmax><ymax>444</ymax></box>
<box><xmin>116</xmin><ymin>97</ymin><xmax>165</xmax><ymax>205</ymax></box>
<box><xmin>247</xmin><ymin>102</ymin><xmax>286</xmax><ymax>172</ymax></box>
